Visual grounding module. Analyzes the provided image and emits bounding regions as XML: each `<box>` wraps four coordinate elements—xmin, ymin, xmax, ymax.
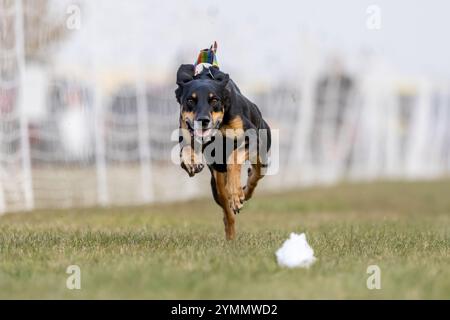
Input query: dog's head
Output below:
<box><xmin>175</xmin><ymin>64</ymin><xmax>230</xmax><ymax>141</ymax></box>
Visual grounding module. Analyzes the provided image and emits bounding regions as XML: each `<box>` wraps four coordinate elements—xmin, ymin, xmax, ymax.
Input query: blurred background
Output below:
<box><xmin>1</xmin><ymin>0</ymin><xmax>450</xmax><ymax>213</ymax></box>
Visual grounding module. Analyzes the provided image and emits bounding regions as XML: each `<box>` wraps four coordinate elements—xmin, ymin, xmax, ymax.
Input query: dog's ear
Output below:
<box><xmin>176</xmin><ymin>64</ymin><xmax>195</xmax><ymax>85</ymax></box>
<box><xmin>175</xmin><ymin>64</ymin><xmax>195</xmax><ymax>103</ymax></box>
<box><xmin>209</xmin><ymin>67</ymin><xmax>229</xmax><ymax>88</ymax></box>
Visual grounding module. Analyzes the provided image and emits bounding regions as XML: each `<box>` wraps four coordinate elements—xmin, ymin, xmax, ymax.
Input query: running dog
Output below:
<box><xmin>175</xmin><ymin>43</ymin><xmax>271</xmax><ymax>240</ymax></box>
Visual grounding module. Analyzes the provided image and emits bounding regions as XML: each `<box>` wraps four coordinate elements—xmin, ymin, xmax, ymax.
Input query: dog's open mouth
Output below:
<box><xmin>194</xmin><ymin>128</ymin><xmax>212</xmax><ymax>138</ymax></box>
<box><xmin>186</xmin><ymin>120</ymin><xmax>220</xmax><ymax>141</ymax></box>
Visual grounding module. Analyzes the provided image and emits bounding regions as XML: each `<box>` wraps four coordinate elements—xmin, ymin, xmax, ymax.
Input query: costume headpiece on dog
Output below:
<box><xmin>194</xmin><ymin>41</ymin><xmax>219</xmax><ymax>76</ymax></box>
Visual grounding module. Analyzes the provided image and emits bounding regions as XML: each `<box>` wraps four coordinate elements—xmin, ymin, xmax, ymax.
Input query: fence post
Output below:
<box><xmin>289</xmin><ymin>32</ymin><xmax>320</xmax><ymax>185</ymax></box>
<box><xmin>15</xmin><ymin>0</ymin><xmax>34</xmax><ymax>211</ymax></box>
<box><xmin>136</xmin><ymin>76</ymin><xmax>154</xmax><ymax>203</ymax></box>
<box><xmin>89</xmin><ymin>5</ymin><xmax>109</xmax><ymax>207</ymax></box>
<box><xmin>93</xmin><ymin>86</ymin><xmax>108</xmax><ymax>206</ymax></box>
<box><xmin>406</xmin><ymin>80</ymin><xmax>432</xmax><ymax>178</ymax></box>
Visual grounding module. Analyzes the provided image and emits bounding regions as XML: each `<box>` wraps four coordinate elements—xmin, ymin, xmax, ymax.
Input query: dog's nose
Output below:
<box><xmin>196</xmin><ymin>116</ymin><xmax>211</xmax><ymax>128</ymax></box>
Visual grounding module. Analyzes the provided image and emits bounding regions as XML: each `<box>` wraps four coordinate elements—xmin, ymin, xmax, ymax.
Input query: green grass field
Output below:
<box><xmin>0</xmin><ymin>180</ymin><xmax>449</xmax><ymax>299</ymax></box>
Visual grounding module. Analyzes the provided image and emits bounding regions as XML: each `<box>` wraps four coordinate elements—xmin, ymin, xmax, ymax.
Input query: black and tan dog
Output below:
<box><xmin>175</xmin><ymin>63</ymin><xmax>271</xmax><ymax>240</ymax></box>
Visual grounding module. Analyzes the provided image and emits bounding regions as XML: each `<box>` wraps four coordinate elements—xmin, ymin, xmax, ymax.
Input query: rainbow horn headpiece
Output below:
<box><xmin>194</xmin><ymin>41</ymin><xmax>219</xmax><ymax>75</ymax></box>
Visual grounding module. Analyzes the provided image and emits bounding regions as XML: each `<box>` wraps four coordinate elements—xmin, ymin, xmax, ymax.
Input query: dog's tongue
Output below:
<box><xmin>195</xmin><ymin>128</ymin><xmax>212</xmax><ymax>137</ymax></box>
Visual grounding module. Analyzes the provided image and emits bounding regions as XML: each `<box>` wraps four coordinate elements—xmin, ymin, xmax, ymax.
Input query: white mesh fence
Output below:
<box><xmin>1</xmin><ymin>0</ymin><xmax>450</xmax><ymax>213</ymax></box>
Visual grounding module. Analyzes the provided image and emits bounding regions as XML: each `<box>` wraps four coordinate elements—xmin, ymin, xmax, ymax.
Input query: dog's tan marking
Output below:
<box><xmin>226</xmin><ymin>147</ymin><xmax>246</xmax><ymax>214</ymax></box>
<box><xmin>180</xmin><ymin>114</ymin><xmax>201</xmax><ymax>177</ymax></box>
<box><xmin>213</xmin><ymin>170</ymin><xmax>236</xmax><ymax>240</ymax></box>
<box><xmin>211</xmin><ymin>111</ymin><xmax>224</xmax><ymax>124</ymax></box>
<box><xmin>181</xmin><ymin>111</ymin><xmax>194</xmax><ymax>122</ymax></box>
<box><xmin>191</xmin><ymin>92</ymin><xmax>197</xmax><ymax>99</ymax></box>
<box><xmin>221</xmin><ymin>115</ymin><xmax>244</xmax><ymax>131</ymax></box>
<box><xmin>179</xmin><ymin>117</ymin><xmax>192</xmax><ymax>143</ymax></box>
<box><xmin>209</xmin><ymin>93</ymin><xmax>214</xmax><ymax>98</ymax></box>
<box><xmin>180</xmin><ymin>145</ymin><xmax>202</xmax><ymax>165</ymax></box>
<box><xmin>220</xmin><ymin>115</ymin><xmax>244</xmax><ymax>139</ymax></box>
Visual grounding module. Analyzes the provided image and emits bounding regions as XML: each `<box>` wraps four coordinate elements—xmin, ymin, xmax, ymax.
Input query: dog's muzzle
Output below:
<box><xmin>186</xmin><ymin>119</ymin><xmax>221</xmax><ymax>143</ymax></box>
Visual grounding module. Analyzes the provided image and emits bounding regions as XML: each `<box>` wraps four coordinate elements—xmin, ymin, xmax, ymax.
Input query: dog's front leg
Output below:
<box><xmin>226</xmin><ymin>148</ymin><xmax>245</xmax><ymax>213</ymax></box>
<box><xmin>180</xmin><ymin>145</ymin><xmax>204</xmax><ymax>177</ymax></box>
<box><xmin>179</xmin><ymin>123</ymin><xmax>204</xmax><ymax>177</ymax></box>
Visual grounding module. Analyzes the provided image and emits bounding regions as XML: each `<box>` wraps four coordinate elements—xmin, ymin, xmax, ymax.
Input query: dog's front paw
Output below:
<box><xmin>227</xmin><ymin>183</ymin><xmax>245</xmax><ymax>214</ymax></box>
<box><xmin>181</xmin><ymin>161</ymin><xmax>204</xmax><ymax>177</ymax></box>
<box><xmin>180</xmin><ymin>147</ymin><xmax>204</xmax><ymax>177</ymax></box>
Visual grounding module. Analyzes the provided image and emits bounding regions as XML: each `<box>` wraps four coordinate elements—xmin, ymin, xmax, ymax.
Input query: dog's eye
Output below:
<box><xmin>210</xmin><ymin>98</ymin><xmax>219</xmax><ymax>106</ymax></box>
<box><xmin>186</xmin><ymin>98</ymin><xmax>196</xmax><ymax>107</ymax></box>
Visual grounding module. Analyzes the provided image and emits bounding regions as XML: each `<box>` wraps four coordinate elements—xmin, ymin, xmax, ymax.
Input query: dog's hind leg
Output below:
<box><xmin>244</xmin><ymin>160</ymin><xmax>263</xmax><ymax>201</ymax></box>
<box><xmin>244</xmin><ymin>122</ymin><xmax>270</xmax><ymax>201</ymax></box>
<box><xmin>210</xmin><ymin>171</ymin><xmax>221</xmax><ymax>207</ymax></box>
<box><xmin>211</xmin><ymin>170</ymin><xmax>236</xmax><ymax>240</ymax></box>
